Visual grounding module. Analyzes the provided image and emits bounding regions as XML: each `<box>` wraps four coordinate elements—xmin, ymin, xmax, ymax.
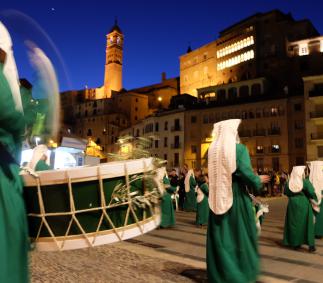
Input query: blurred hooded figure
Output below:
<box><xmin>283</xmin><ymin>166</ymin><xmax>317</xmax><ymax>252</ymax></box>
<box><xmin>308</xmin><ymin>161</ymin><xmax>323</xmax><ymax>238</ymax></box>
<box><xmin>159</xmin><ymin>168</ymin><xmax>176</xmax><ymax>228</ymax></box>
<box><xmin>0</xmin><ymin>21</ymin><xmax>29</xmax><ymax>283</ymax></box>
<box><xmin>28</xmin><ymin>144</ymin><xmax>51</xmax><ymax>171</ymax></box>
<box><xmin>207</xmin><ymin>119</ymin><xmax>269</xmax><ymax>283</ymax></box>
<box><xmin>196</xmin><ymin>174</ymin><xmax>209</xmax><ymax>226</ymax></box>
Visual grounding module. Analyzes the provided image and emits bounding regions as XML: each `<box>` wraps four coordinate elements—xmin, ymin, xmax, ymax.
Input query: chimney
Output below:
<box><xmin>161</xmin><ymin>72</ymin><xmax>166</xmax><ymax>82</ymax></box>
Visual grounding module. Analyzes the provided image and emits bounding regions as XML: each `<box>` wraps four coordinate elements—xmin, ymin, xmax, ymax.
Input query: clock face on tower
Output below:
<box><xmin>110</xmin><ymin>36</ymin><xmax>114</xmax><ymax>44</ymax></box>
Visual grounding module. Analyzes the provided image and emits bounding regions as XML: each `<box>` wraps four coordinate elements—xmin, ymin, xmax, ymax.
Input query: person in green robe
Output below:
<box><xmin>283</xmin><ymin>166</ymin><xmax>317</xmax><ymax>252</ymax></box>
<box><xmin>196</xmin><ymin>174</ymin><xmax>209</xmax><ymax>226</ymax></box>
<box><xmin>207</xmin><ymin>119</ymin><xmax>269</xmax><ymax>283</ymax></box>
<box><xmin>308</xmin><ymin>161</ymin><xmax>323</xmax><ymax>239</ymax></box>
<box><xmin>314</xmin><ymin>190</ymin><xmax>323</xmax><ymax>238</ymax></box>
<box><xmin>184</xmin><ymin>168</ymin><xmax>201</xmax><ymax>212</ymax></box>
<box><xmin>0</xmin><ymin>23</ymin><xmax>29</xmax><ymax>283</ymax></box>
<box><xmin>28</xmin><ymin>144</ymin><xmax>51</xmax><ymax>171</ymax></box>
<box><xmin>35</xmin><ymin>156</ymin><xmax>51</xmax><ymax>171</ymax></box>
<box><xmin>160</xmin><ymin>175</ymin><xmax>176</xmax><ymax>228</ymax></box>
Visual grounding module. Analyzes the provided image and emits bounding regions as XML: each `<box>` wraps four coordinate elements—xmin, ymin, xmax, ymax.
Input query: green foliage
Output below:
<box><xmin>108</xmin><ymin>135</ymin><xmax>167</xmax><ymax>210</ymax></box>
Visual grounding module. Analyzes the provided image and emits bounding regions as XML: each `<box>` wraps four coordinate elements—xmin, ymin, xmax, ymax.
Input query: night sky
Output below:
<box><xmin>1</xmin><ymin>0</ymin><xmax>323</xmax><ymax>92</ymax></box>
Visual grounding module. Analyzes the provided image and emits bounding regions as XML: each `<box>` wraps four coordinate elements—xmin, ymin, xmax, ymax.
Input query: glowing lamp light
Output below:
<box><xmin>158</xmin><ymin>97</ymin><xmax>162</xmax><ymax>102</ymax></box>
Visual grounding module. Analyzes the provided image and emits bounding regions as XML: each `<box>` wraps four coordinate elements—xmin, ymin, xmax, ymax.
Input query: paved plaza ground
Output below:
<box><xmin>30</xmin><ymin>197</ymin><xmax>323</xmax><ymax>282</ymax></box>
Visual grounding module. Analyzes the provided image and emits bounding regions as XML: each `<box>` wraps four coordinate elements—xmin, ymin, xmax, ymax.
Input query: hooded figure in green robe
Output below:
<box><xmin>308</xmin><ymin>161</ymin><xmax>323</xmax><ymax>238</ymax></box>
<box><xmin>196</xmin><ymin>175</ymin><xmax>209</xmax><ymax>226</ymax></box>
<box><xmin>28</xmin><ymin>144</ymin><xmax>51</xmax><ymax>171</ymax></box>
<box><xmin>207</xmin><ymin>119</ymin><xmax>268</xmax><ymax>283</ymax></box>
<box><xmin>283</xmin><ymin>166</ymin><xmax>317</xmax><ymax>252</ymax></box>
<box><xmin>160</xmin><ymin>169</ymin><xmax>176</xmax><ymax>228</ymax></box>
<box><xmin>184</xmin><ymin>168</ymin><xmax>201</xmax><ymax>212</ymax></box>
<box><xmin>0</xmin><ymin>22</ymin><xmax>29</xmax><ymax>283</ymax></box>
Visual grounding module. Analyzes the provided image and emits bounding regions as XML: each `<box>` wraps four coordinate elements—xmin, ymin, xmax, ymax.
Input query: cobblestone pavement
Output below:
<box><xmin>30</xmin><ymin>244</ymin><xmax>195</xmax><ymax>283</ymax></box>
<box><xmin>30</xmin><ymin>197</ymin><xmax>323</xmax><ymax>282</ymax></box>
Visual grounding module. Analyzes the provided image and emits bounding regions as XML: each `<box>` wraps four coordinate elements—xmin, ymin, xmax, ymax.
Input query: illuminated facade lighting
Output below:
<box><xmin>217</xmin><ymin>36</ymin><xmax>254</xmax><ymax>58</ymax></box>
<box><xmin>217</xmin><ymin>50</ymin><xmax>255</xmax><ymax>70</ymax></box>
<box><xmin>299</xmin><ymin>43</ymin><xmax>309</xmax><ymax>56</ymax></box>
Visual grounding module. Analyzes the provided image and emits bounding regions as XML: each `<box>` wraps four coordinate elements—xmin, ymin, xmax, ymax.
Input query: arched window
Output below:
<box><xmin>239</xmin><ymin>85</ymin><xmax>249</xmax><ymax>98</ymax></box>
<box><xmin>251</xmin><ymin>83</ymin><xmax>261</xmax><ymax>96</ymax></box>
<box><xmin>217</xmin><ymin>89</ymin><xmax>226</xmax><ymax>101</ymax></box>
<box><xmin>228</xmin><ymin>87</ymin><xmax>237</xmax><ymax>100</ymax></box>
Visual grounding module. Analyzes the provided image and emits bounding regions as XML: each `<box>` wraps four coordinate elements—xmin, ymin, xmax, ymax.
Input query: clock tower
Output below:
<box><xmin>104</xmin><ymin>20</ymin><xmax>123</xmax><ymax>98</ymax></box>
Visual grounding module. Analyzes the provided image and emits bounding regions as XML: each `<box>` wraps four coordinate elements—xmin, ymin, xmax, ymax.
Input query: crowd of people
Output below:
<box><xmin>159</xmin><ymin>119</ymin><xmax>323</xmax><ymax>283</ymax></box>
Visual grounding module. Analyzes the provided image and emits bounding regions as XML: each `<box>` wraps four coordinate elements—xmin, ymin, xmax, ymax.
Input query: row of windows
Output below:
<box><xmin>239</xmin><ymin>127</ymin><xmax>281</xmax><ymax>137</ymax></box>
<box><xmin>138</xmin><ymin>120</ymin><xmax>182</xmax><ymax>135</ymax></box>
<box><xmin>78</xmin><ymin>100</ymin><xmax>104</xmax><ymax>110</ymax></box>
<box><xmin>191</xmin><ymin>107</ymin><xmax>285</xmax><ymax>124</ymax></box>
<box><xmin>80</xmin><ymin>116</ymin><xmax>126</xmax><ymax>125</ymax></box>
<box><xmin>298</xmin><ymin>41</ymin><xmax>323</xmax><ymax>56</ymax></box>
<box><xmin>217</xmin><ymin>50</ymin><xmax>254</xmax><ymax>70</ymax></box>
<box><xmin>146</xmin><ymin>136</ymin><xmax>181</xmax><ymax>149</ymax></box>
<box><xmin>256</xmin><ymin>145</ymin><xmax>281</xmax><ymax>154</ymax></box>
<box><xmin>217</xmin><ymin>36</ymin><xmax>254</xmax><ymax>58</ymax></box>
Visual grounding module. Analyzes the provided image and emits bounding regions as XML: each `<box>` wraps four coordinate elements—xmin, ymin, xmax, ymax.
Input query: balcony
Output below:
<box><xmin>171</xmin><ymin>143</ymin><xmax>181</xmax><ymax>149</ymax></box>
<box><xmin>270</xmin><ymin>145</ymin><xmax>281</xmax><ymax>154</ymax></box>
<box><xmin>253</xmin><ymin>129</ymin><xmax>266</xmax><ymax>136</ymax></box>
<box><xmin>256</xmin><ymin>149</ymin><xmax>265</xmax><ymax>154</ymax></box>
<box><xmin>311</xmin><ymin>133</ymin><xmax>323</xmax><ymax>140</ymax></box>
<box><xmin>309</xmin><ymin>90</ymin><xmax>323</xmax><ymax>98</ymax></box>
<box><xmin>171</xmin><ymin>126</ymin><xmax>182</xmax><ymax>132</ymax></box>
<box><xmin>268</xmin><ymin>128</ymin><xmax>281</xmax><ymax>136</ymax></box>
<box><xmin>310</xmin><ymin>111</ymin><xmax>323</xmax><ymax>119</ymax></box>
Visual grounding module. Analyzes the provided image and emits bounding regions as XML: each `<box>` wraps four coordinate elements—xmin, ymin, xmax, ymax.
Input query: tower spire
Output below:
<box><xmin>187</xmin><ymin>41</ymin><xmax>192</xmax><ymax>53</ymax></box>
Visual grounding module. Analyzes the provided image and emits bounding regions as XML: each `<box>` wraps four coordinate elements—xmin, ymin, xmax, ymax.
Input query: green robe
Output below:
<box><xmin>283</xmin><ymin>178</ymin><xmax>317</xmax><ymax>247</ymax></box>
<box><xmin>196</xmin><ymin>183</ymin><xmax>209</xmax><ymax>225</ymax></box>
<box><xmin>160</xmin><ymin>177</ymin><xmax>176</xmax><ymax>228</ymax></box>
<box><xmin>207</xmin><ymin>143</ymin><xmax>262</xmax><ymax>283</ymax></box>
<box><xmin>184</xmin><ymin>175</ymin><xmax>197</xmax><ymax>212</ymax></box>
<box><xmin>35</xmin><ymin>159</ymin><xmax>51</xmax><ymax>171</ymax></box>
<box><xmin>0</xmin><ymin>63</ymin><xmax>29</xmax><ymax>282</ymax></box>
<box><xmin>315</xmin><ymin>191</ymin><xmax>323</xmax><ymax>237</ymax></box>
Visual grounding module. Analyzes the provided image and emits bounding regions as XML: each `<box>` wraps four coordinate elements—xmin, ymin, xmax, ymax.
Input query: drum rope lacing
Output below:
<box><xmin>25</xmin><ymin>160</ymin><xmax>163</xmax><ymax>251</ymax></box>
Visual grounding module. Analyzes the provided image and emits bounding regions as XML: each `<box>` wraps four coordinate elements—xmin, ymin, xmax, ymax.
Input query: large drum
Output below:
<box><xmin>23</xmin><ymin>158</ymin><xmax>162</xmax><ymax>251</ymax></box>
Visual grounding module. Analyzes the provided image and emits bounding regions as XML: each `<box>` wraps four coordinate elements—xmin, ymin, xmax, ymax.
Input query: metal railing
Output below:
<box><xmin>171</xmin><ymin>143</ymin><xmax>181</xmax><ymax>149</ymax></box>
<box><xmin>311</xmin><ymin>133</ymin><xmax>323</xmax><ymax>140</ymax></box>
<box><xmin>171</xmin><ymin>126</ymin><xmax>182</xmax><ymax>132</ymax></box>
<box><xmin>310</xmin><ymin>111</ymin><xmax>323</xmax><ymax>119</ymax></box>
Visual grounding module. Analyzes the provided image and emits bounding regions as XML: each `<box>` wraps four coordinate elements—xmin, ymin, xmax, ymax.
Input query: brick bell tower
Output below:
<box><xmin>104</xmin><ymin>19</ymin><xmax>124</xmax><ymax>98</ymax></box>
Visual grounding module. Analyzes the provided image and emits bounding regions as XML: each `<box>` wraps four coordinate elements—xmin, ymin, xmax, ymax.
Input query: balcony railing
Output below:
<box><xmin>310</xmin><ymin>111</ymin><xmax>323</xmax><ymax>119</ymax></box>
<box><xmin>311</xmin><ymin>133</ymin><xmax>323</xmax><ymax>140</ymax></box>
<box><xmin>269</xmin><ymin>146</ymin><xmax>281</xmax><ymax>154</ymax></box>
<box><xmin>253</xmin><ymin>129</ymin><xmax>266</xmax><ymax>136</ymax></box>
<box><xmin>268</xmin><ymin>128</ymin><xmax>281</xmax><ymax>135</ymax></box>
<box><xmin>171</xmin><ymin>143</ymin><xmax>181</xmax><ymax>149</ymax></box>
<box><xmin>171</xmin><ymin>126</ymin><xmax>182</xmax><ymax>132</ymax></box>
<box><xmin>309</xmin><ymin>90</ymin><xmax>323</xmax><ymax>98</ymax></box>
<box><xmin>239</xmin><ymin>130</ymin><xmax>252</xmax><ymax>137</ymax></box>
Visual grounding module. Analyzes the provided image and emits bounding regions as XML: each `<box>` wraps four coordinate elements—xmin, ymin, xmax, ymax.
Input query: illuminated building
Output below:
<box><xmin>304</xmin><ymin>75</ymin><xmax>323</xmax><ymax>161</ymax></box>
<box><xmin>180</xmin><ymin>10</ymin><xmax>319</xmax><ymax>97</ymax></box>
